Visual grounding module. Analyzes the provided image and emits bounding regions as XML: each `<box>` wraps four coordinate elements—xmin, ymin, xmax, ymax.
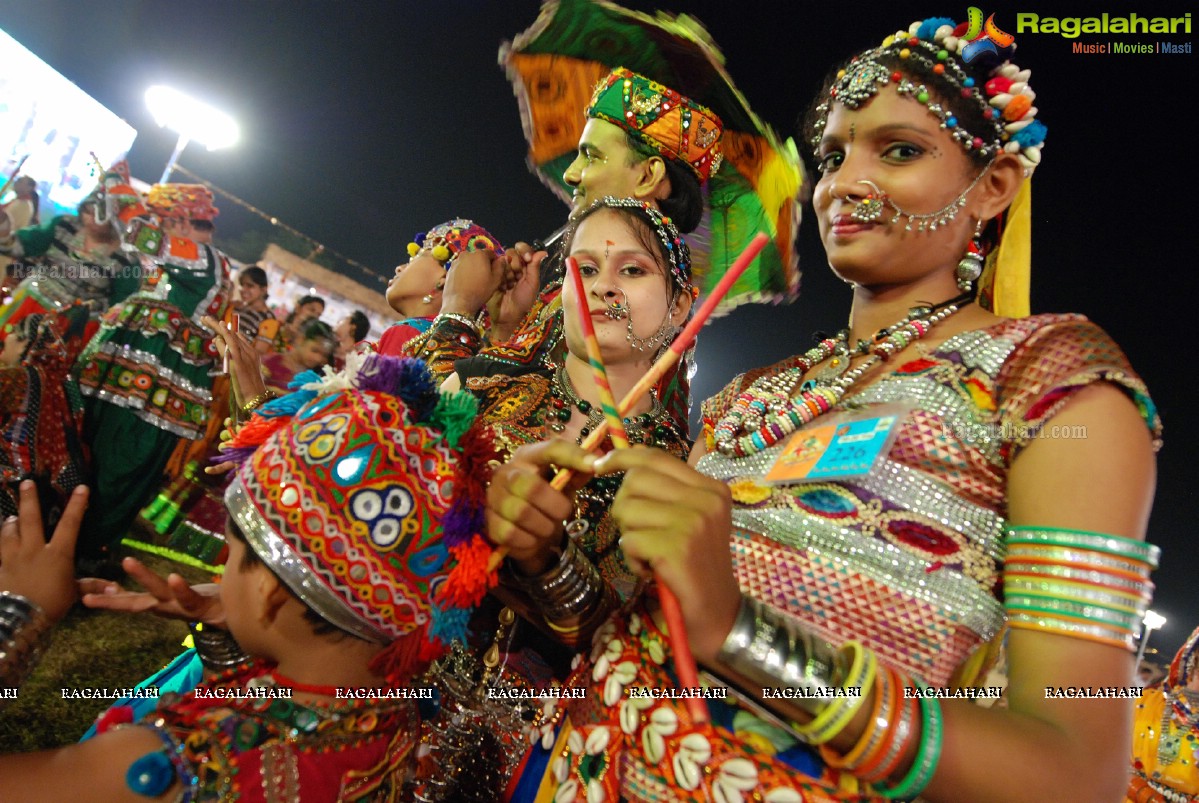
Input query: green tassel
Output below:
<box><xmin>429</xmin><ymin>391</ymin><xmax>479</xmax><ymax>448</ymax></box>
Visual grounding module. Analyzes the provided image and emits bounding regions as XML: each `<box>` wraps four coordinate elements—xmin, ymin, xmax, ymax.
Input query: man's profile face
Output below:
<box><xmin>562</xmin><ymin>118</ymin><xmax>646</xmax><ymax>210</ymax></box>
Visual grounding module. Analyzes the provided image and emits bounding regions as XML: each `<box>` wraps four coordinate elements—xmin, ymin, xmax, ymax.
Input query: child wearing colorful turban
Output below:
<box><xmin>0</xmin><ymin>355</ymin><xmax>501</xmax><ymax>800</ymax></box>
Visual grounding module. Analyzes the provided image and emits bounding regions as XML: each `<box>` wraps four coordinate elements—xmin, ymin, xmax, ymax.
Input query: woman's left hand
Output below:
<box><xmin>0</xmin><ymin>481</ymin><xmax>88</xmax><ymax>624</ymax></box>
<box><xmin>596</xmin><ymin>448</ymin><xmax>741</xmax><ymax>663</ymax></box>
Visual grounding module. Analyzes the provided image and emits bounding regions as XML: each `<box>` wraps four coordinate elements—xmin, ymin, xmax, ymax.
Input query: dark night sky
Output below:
<box><xmin>1</xmin><ymin>1</ymin><xmax>1194</xmax><ymax>655</ymax></box>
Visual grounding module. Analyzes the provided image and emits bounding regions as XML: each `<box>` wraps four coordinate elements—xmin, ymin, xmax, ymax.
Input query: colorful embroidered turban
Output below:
<box><xmin>224</xmin><ymin>354</ymin><xmax>500</xmax><ymax>676</ymax></box>
<box><xmin>146</xmin><ymin>183</ymin><xmax>220</xmax><ymax>221</ymax></box>
<box><xmin>407</xmin><ymin>219</ymin><xmax>505</xmax><ymax>267</ymax></box>
<box><xmin>586</xmin><ymin>67</ymin><xmax>724</xmax><ymax>183</ymax></box>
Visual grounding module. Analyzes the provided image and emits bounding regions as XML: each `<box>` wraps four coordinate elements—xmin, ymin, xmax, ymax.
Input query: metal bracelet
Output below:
<box><xmin>0</xmin><ymin>592</ymin><xmax>50</xmax><ymax>694</ymax></box>
<box><xmin>510</xmin><ymin>539</ymin><xmax>604</xmax><ymax>622</ymax></box>
<box><xmin>716</xmin><ymin>595</ymin><xmax>839</xmax><ymax>716</ymax></box>
<box><xmin>189</xmin><ymin>622</ymin><xmax>250</xmax><ymax>671</ymax></box>
<box><xmin>240</xmin><ymin>390</ymin><xmax>278</xmax><ymax>416</ymax></box>
<box><xmin>434</xmin><ymin>312</ymin><xmax>484</xmax><ymax>338</ymax></box>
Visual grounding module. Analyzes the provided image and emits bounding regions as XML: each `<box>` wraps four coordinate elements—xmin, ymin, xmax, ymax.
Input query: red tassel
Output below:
<box><xmin>227</xmin><ymin>413</ymin><xmax>291</xmax><ymax>449</ymax></box>
<box><xmin>440</xmin><ymin>538</ymin><xmax>498</xmax><ymax>607</ymax></box>
<box><xmin>368</xmin><ymin>630</ymin><xmax>425</xmax><ymax>683</ymax></box>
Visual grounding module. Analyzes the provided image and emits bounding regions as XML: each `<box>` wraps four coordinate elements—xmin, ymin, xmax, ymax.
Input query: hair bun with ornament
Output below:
<box><xmin>405</xmin><ymin>219</ymin><xmax>505</xmax><ymax>269</ymax></box>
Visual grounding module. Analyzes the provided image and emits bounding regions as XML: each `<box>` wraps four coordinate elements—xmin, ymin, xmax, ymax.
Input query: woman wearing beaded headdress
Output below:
<box><xmin>1129</xmin><ymin>625</ymin><xmax>1199</xmax><ymax>801</ymax></box>
<box><xmin>74</xmin><ymin>181</ymin><xmax>234</xmax><ymax>567</ymax></box>
<box><xmin>495</xmin><ymin>14</ymin><xmax>1162</xmax><ymax>801</ymax></box>
<box><xmin>0</xmin><ymin>355</ymin><xmax>501</xmax><ymax>800</ymax></box>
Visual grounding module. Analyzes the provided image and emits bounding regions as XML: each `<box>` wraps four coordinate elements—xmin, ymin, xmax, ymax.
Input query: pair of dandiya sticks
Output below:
<box><xmin>488</xmin><ymin>231</ymin><xmax>771</xmax><ymax>724</ymax></box>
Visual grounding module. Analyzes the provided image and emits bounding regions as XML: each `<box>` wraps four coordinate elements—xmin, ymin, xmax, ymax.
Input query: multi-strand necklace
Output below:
<box><xmin>712</xmin><ymin>293</ymin><xmax>972</xmax><ymax>458</ymax></box>
<box><xmin>547</xmin><ymin>363</ymin><xmax>674</xmax><ymax>446</ymax></box>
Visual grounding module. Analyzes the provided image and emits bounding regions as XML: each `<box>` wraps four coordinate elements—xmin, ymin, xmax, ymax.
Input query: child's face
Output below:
<box><xmin>334</xmin><ymin>318</ymin><xmax>356</xmax><ymax>357</ymax></box>
<box><xmin>297</xmin><ymin>337</ymin><xmax>334</xmax><ymax>370</ymax></box>
<box><xmin>220</xmin><ymin>532</ymin><xmax>269</xmax><ymax>657</ymax></box>
<box><xmin>296</xmin><ymin>301</ymin><xmax>324</xmax><ymax>322</ymax></box>
<box><xmin>239</xmin><ymin>279</ymin><xmax>264</xmax><ymax>306</ymax></box>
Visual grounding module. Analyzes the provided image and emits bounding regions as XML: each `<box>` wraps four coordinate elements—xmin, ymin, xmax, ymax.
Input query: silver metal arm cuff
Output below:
<box><xmin>715</xmin><ymin>595</ymin><xmax>839</xmax><ymax>716</ymax></box>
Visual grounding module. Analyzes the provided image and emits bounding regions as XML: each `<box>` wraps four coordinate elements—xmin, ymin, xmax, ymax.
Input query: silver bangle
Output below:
<box><xmin>434</xmin><ymin>312</ymin><xmax>483</xmax><ymax>337</ymax></box>
<box><xmin>189</xmin><ymin>622</ymin><xmax>250</xmax><ymax>671</ymax></box>
<box><xmin>716</xmin><ymin>595</ymin><xmax>838</xmax><ymax>716</ymax></box>
<box><xmin>510</xmin><ymin>539</ymin><xmax>604</xmax><ymax>621</ymax></box>
<box><xmin>0</xmin><ymin>592</ymin><xmax>50</xmax><ymax>695</ymax></box>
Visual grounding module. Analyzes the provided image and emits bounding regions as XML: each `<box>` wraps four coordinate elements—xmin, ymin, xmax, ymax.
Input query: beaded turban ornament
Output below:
<box><xmin>811</xmin><ymin>15</ymin><xmax>1047</xmax><ymax>316</ymax></box>
<box><xmin>406</xmin><ymin>219</ymin><xmax>505</xmax><ymax>268</ymax></box>
<box><xmin>587</xmin><ymin>67</ymin><xmax>724</xmax><ymax>183</ymax></box>
<box><xmin>146</xmin><ymin>183</ymin><xmax>220</xmax><ymax>221</ymax></box>
<box><xmin>222</xmin><ymin>354</ymin><xmax>501</xmax><ymax>678</ymax></box>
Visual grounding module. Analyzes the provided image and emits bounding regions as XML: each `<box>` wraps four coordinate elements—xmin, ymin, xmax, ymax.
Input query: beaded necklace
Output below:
<box><xmin>548</xmin><ymin>363</ymin><xmax>675</xmax><ymax>446</ymax></box>
<box><xmin>712</xmin><ymin>293</ymin><xmax>971</xmax><ymax>458</ymax></box>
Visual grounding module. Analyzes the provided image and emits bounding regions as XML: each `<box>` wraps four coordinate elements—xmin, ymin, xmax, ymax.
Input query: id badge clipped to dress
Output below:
<box><xmin>762</xmin><ymin>403</ymin><xmax>913</xmax><ymax>484</ymax></box>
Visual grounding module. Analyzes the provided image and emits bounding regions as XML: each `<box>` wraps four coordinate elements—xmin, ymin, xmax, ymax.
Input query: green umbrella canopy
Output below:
<box><xmin>501</xmin><ymin>0</ymin><xmax>805</xmax><ymax>311</ymax></box>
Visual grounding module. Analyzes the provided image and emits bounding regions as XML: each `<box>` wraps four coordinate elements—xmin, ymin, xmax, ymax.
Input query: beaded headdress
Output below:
<box><xmin>810</xmin><ymin>17</ymin><xmax>1046</xmax><ymax>176</ymax></box>
<box><xmin>406</xmin><ymin>219</ymin><xmax>505</xmax><ymax>268</ymax></box>
<box><xmin>566</xmin><ymin>196</ymin><xmax>694</xmax><ymax>293</ymax></box>
<box><xmin>812</xmin><ymin>15</ymin><xmax>1046</xmax><ymax>317</ymax></box>
<box><xmin>146</xmin><ymin>183</ymin><xmax>220</xmax><ymax>221</ymax></box>
<box><xmin>223</xmin><ymin>354</ymin><xmax>501</xmax><ymax>678</ymax></box>
<box><xmin>587</xmin><ymin>67</ymin><xmax>724</xmax><ymax>183</ymax></box>
<box><xmin>85</xmin><ymin>164</ymin><xmax>146</xmax><ymax>225</ymax></box>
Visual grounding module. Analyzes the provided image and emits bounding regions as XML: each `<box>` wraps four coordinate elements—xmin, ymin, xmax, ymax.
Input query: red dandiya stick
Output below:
<box><xmin>485</xmin><ymin>231</ymin><xmax>771</xmax><ymax>691</ymax></box>
<box><xmin>564</xmin><ymin>256</ymin><xmax>629</xmax><ymax>448</ymax></box>
<box><xmin>565</xmin><ymin>256</ymin><xmax>707</xmax><ymax>722</ymax></box>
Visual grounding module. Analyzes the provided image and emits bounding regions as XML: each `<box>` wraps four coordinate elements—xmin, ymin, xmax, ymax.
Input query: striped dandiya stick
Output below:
<box><xmin>562</xmin><ymin>254</ymin><xmax>717</xmax><ymax>723</ymax></box>
<box><xmin>563</xmin><ymin>256</ymin><xmax>630</xmax><ymax>448</ymax></box>
<box><xmin>549</xmin><ymin>230</ymin><xmax>771</xmax><ymax>488</ymax></box>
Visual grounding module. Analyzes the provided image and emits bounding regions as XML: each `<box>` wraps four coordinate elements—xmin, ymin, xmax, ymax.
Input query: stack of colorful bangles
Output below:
<box><xmin>718</xmin><ymin>599</ymin><xmax>944</xmax><ymax>797</ymax></box>
<box><xmin>811</xmin><ymin>645</ymin><xmax>943</xmax><ymax>797</ymax></box>
<box><xmin>1003</xmin><ymin>526</ymin><xmax>1159</xmax><ymax>650</ymax></box>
